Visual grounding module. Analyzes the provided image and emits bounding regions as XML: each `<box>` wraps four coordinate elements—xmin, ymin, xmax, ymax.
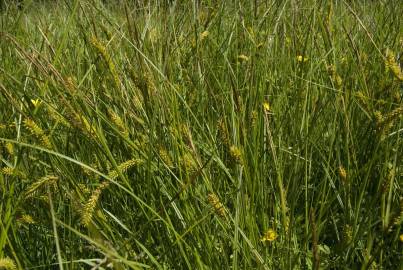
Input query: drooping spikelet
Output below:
<box><xmin>25</xmin><ymin>175</ymin><xmax>59</xmax><ymax>198</ymax></box>
<box><xmin>208</xmin><ymin>193</ymin><xmax>226</xmax><ymax>217</ymax></box>
<box><xmin>81</xmin><ymin>181</ymin><xmax>110</xmax><ymax>227</ymax></box>
<box><xmin>107</xmin><ymin>158</ymin><xmax>144</xmax><ymax>180</ymax></box>
<box><xmin>0</xmin><ymin>257</ymin><xmax>16</xmax><ymax>270</ymax></box>
<box><xmin>90</xmin><ymin>36</ymin><xmax>120</xmax><ymax>89</ymax></box>
<box><xmin>24</xmin><ymin>118</ymin><xmax>51</xmax><ymax>148</ymax></box>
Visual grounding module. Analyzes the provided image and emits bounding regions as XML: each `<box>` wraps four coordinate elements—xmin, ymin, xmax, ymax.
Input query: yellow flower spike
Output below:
<box><xmin>297</xmin><ymin>55</ymin><xmax>308</xmax><ymax>62</ymax></box>
<box><xmin>261</xmin><ymin>229</ymin><xmax>277</xmax><ymax>242</ymax></box>
<box><xmin>31</xmin><ymin>99</ymin><xmax>40</xmax><ymax>107</ymax></box>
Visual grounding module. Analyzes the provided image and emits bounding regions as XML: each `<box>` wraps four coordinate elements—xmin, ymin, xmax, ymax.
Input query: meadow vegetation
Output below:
<box><xmin>0</xmin><ymin>0</ymin><xmax>402</xmax><ymax>269</ymax></box>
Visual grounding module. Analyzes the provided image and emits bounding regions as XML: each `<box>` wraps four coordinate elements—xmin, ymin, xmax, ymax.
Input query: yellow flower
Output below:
<box><xmin>297</xmin><ymin>55</ymin><xmax>308</xmax><ymax>62</ymax></box>
<box><xmin>263</xmin><ymin>101</ymin><xmax>271</xmax><ymax>112</ymax></box>
<box><xmin>31</xmin><ymin>99</ymin><xmax>40</xmax><ymax>107</ymax></box>
<box><xmin>400</xmin><ymin>234</ymin><xmax>403</xmax><ymax>243</ymax></box>
<box><xmin>261</xmin><ymin>229</ymin><xmax>277</xmax><ymax>242</ymax></box>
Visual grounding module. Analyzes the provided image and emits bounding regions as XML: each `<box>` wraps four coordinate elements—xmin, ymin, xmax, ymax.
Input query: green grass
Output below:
<box><xmin>0</xmin><ymin>0</ymin><xmax>402</xmax><ymax>269</ymax></box>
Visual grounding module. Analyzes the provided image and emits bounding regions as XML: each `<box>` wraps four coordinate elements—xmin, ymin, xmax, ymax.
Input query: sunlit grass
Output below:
<box><xmin>0</xmin><ymin>0</ymin><xmax>402</xmax><ymax>269</ymax></box>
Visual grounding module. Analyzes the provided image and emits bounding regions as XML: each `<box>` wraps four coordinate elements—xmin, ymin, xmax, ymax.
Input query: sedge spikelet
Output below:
<box><xmin>327</xmin><ymin>64</ymin><xmax>343</xmax><ymax>88</ymax></box>
<box><xmin>78</xmin><ymin>183</ymin><xmax>91</xmax><ymax>195</ymax></box>
<box><xmin>200</xmin><ymin>30</ymin><xmax>209</xmax><ymax>41</ymax></box>
<box><xmin>1</xmin><ymin>167</ymin><xmax>14</xmax><ymax>176</ymax></box>
<box><xmin>17</xmin><ymin>214</ymin><xmax>36</xmax><ymax>225</ymax></box>
<box><xmin>159</xmin><ymin>147</ymin><xmax>174</xmax><ymax>168</ymax></box>
<box><xmin>81</xmin><ymin>181</ymin><xmax>110</xmax><ymax>227</ymax></box>
<box><xmin>208</xmin><ymin>193</ymin><xmax>226</xmax><ymax>217</ymax></box>
<box><xmin>343</xmin><ymin>224</ymin><xmax>353</xmax><ymax>244</ymax></box>
<box><xmin>391</xmin><ymin>198</ymin><xmax>403</xmax><ymax>228</ymax></box>
<box><xmin>5</xmin><ymin>142</ymin><xmax>14</xmax><ymax>156</ymax></box>
<box><xmin>250</xmin><ymin>110</ymin><xmax>258</xmax><ymax>127</ymax></box>
<box><xmin>217</xmin><ymin>118</ymin><xmax>230</xmax><ymax>147</ymax></box>
<box><xmin>180</xmin><ymin>153</ymin><xmax>197</xmax><ymax>174</ymax></box>
<box><xmin>385</xmin><ymin>49</ymin><xmax>403</xmax><ymax>81</ymax></box>
<box><xmin>74</xmin><ymin>113</ymin><xmax>96</xmax><ymax>137</ymax></box>
<box><xmin>90</xmin><ymin>36</ymin><xmax>120</xmax><ymax>89</ymax></box>
<box><xmin>0</xmin><ymin>257</ymin><xmax>16</xmax><ymax>270</ymax></box>
<box><xmin>108</xmin><ymin>108</ymin><xmax>129</xmax><ymax>137</ymax></box>
<box><xmin>229</xmin><ymin>145</ymin><xmax>243</xmax><ymax>165</ymax></box>
<box><xmin>25</xmin><ymin>175</ymin><xmax>59</xmax><ymax>198</ymax></box>
<box><xmin>381</xmin><ymin>106</ymin><xmax>403</xmax><ymax>127</ymax></box>
<box><xmin>1</xmin><ymin>167</ymin><xmax>26</xmax><ymax>179</ymax></box>
<box><xmin>375</xmin><ymin>106</ymin><xmax>402</xmax><ymax>136</ymax></box>
<box><xmin>24</xmin><ymin>118</ymin><xmax>51</xmax><ymax>148</ymax></box>
<box><xmin>237</xmin><ymin>54</ymin><xmax>250</xmax><ymax>62</ymax></box>
<box><xmin>108</xmin><ymin>158</ymin><xmax>144</xmax><ymax>180</ymax></box>
<box><xmin>338</xmin><ymin>166</ymin><xmax>347</xmax><ymax>184</ymax></box>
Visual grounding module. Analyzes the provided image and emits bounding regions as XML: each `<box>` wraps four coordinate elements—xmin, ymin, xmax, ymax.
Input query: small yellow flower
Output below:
<box><xmin>297</xmin><ymin>55</ymin><xmax>309</xmax><ymax>62</ymax></box>
<box><xmin>400</xmin><ymin>234</ymin><xmax>403</xmax><ymax>243</ymax></box>
<box><xmin>31</xmin><ymin>99</ymin><xmax>40</xmax><ymax>107</ymax></box>
<box><xmin>261</xmin><ymin>229</ymin><xmax>277</xmax><ymax>242</ymax></box>
<box><xmin>263</xmin><ymin>101</ymin><xmax>271</xmax><ymax>112</ymax></box>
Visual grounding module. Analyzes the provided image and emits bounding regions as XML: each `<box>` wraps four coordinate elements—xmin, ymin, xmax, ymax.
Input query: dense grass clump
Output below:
<box><xmin>0</xmin><ymin>1</ymin><xmax>402</xmax><ymax>269</ymax></box>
